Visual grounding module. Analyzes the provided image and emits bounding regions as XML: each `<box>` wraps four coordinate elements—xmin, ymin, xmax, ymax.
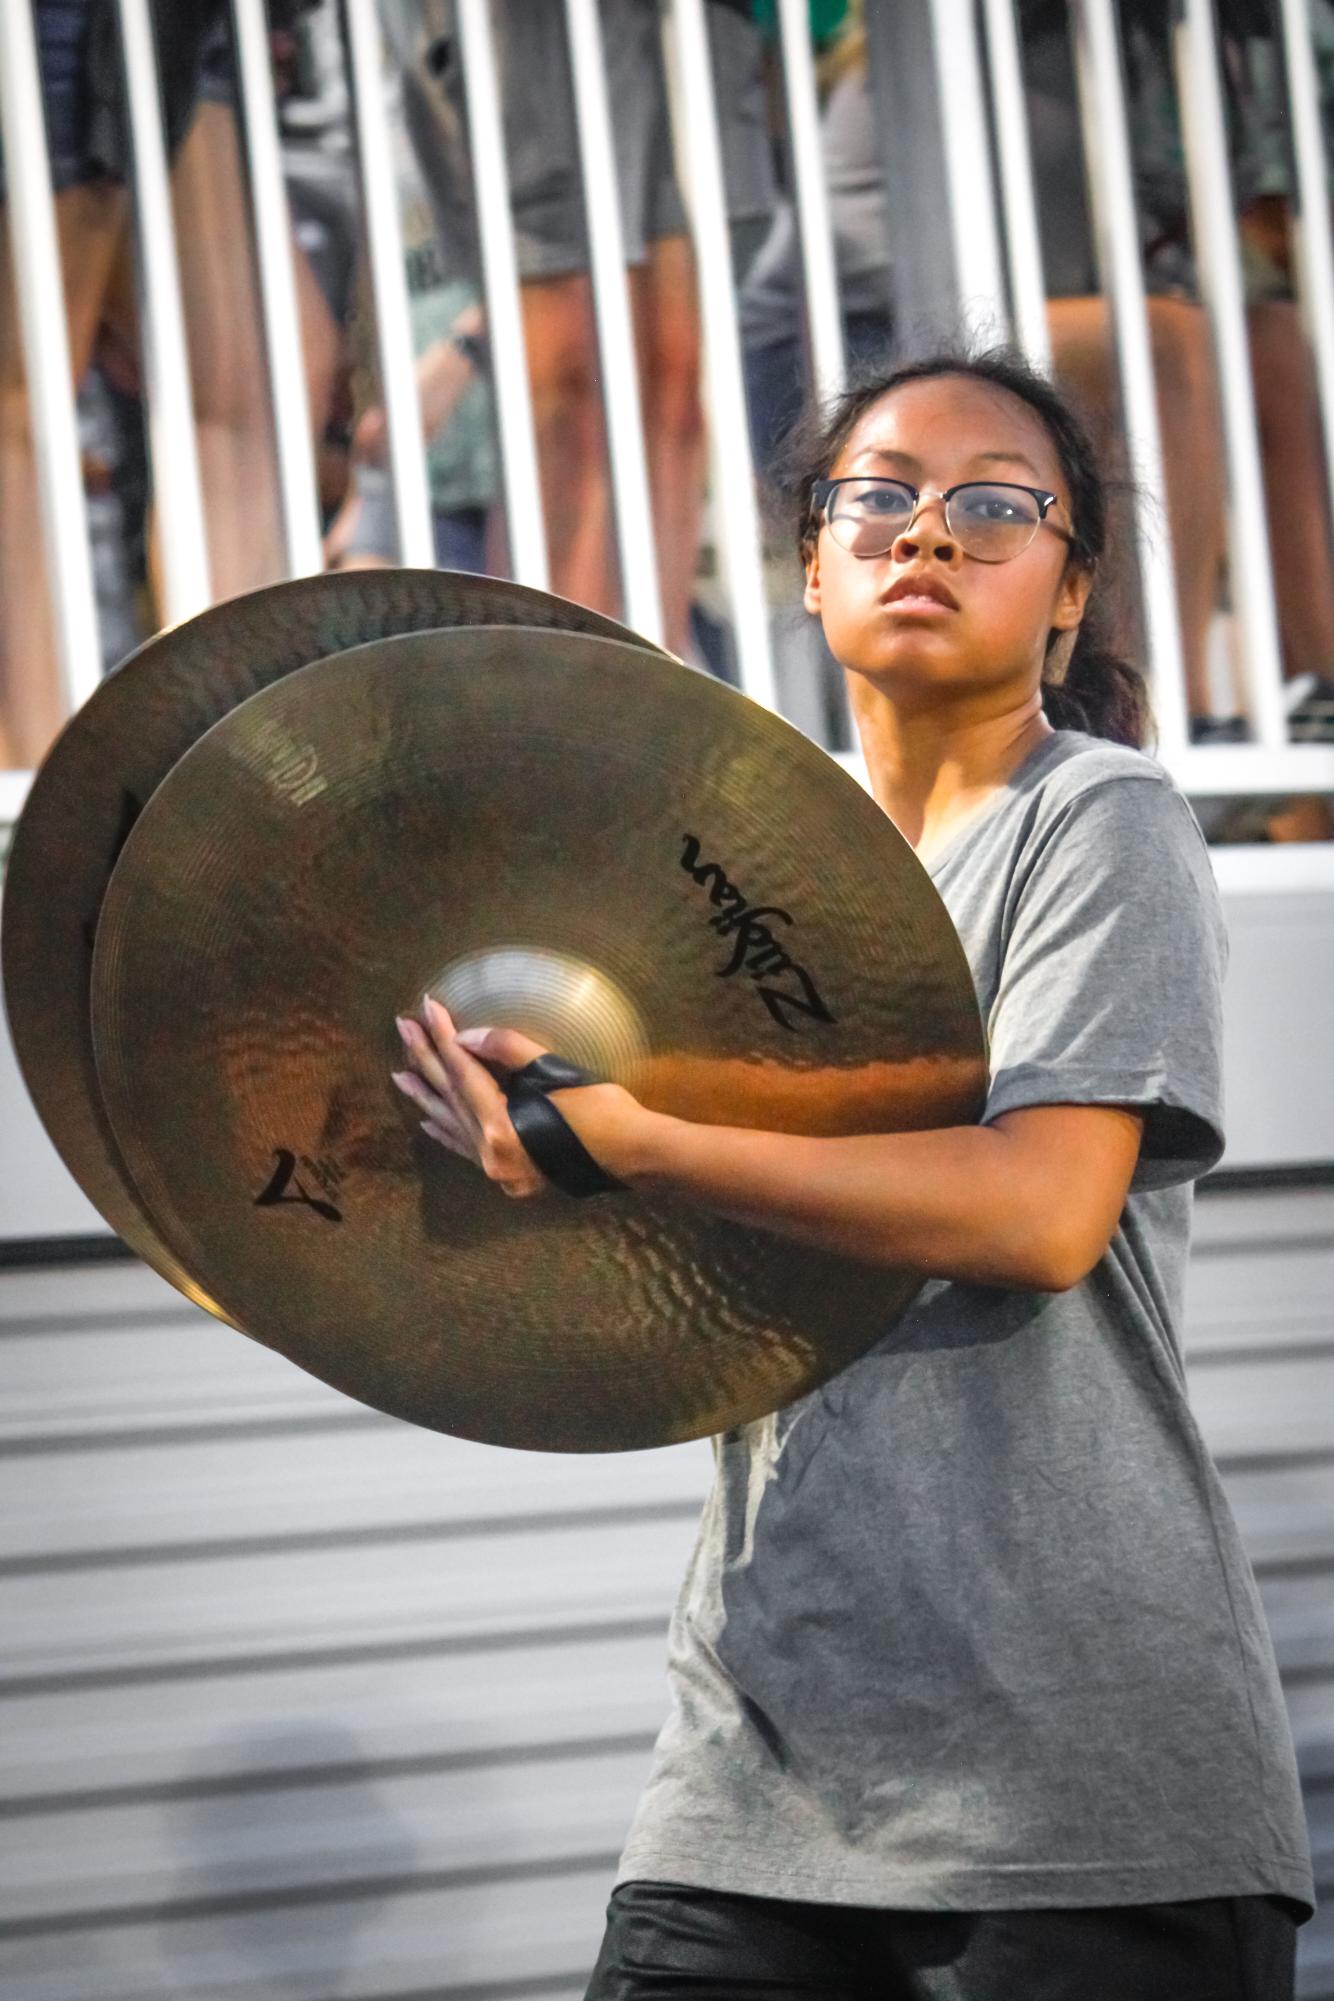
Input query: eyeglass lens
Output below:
<box><xmin>825</xmin><ymin>479</ymin><xmax>1045</xmax><ymax>561</ymax></box>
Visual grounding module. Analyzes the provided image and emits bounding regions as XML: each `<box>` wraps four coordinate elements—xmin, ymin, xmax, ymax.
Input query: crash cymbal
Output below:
<box><xmin>2</xmin><ymin>572</ymin><xmax>666</xmax><ymax>1319</ymax></box>
<box><xmin>90</xmin><ymin>627</ymin><xmax>987</xmax><ymax>1452</ymax></box>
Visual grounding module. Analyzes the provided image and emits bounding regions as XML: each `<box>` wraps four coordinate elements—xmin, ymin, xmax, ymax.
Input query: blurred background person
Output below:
<box><xmin>371</xmin><ymin>0</ymin><xmax>776</xmax><ymax>659</ymax></box>
<box><xmin>324</xmin><ymin>0</ymin><xmax>496</xmax><ymax>577</ymax></box>
<box><xmin>0</xmin><ymin>0</ymin><xmax>336</xmax><ymax>771</ymax></box>
<box><xmin>1025</xmin><ymin>0</ymin><xmax>1334</xmax><ymax>745</ymax></box>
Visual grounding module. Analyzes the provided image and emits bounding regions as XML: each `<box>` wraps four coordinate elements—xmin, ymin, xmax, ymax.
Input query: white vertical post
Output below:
<box><xmin>981</xmin><ymin>0</ymin><xmax>1052</xmax><ymax>371</ymax></box>
<box><xmin>0</xmin><ymin>0</ymin><xmax>101</xmax><ymax>716</ymax></box>
<box><xmin>928</xmin><ymin>0</ymin><xmax>1008</xmax><ymax>338</ymax></box>
<box><xmin>1275</xmin><ymin>0</ymin><xmax>1334</xmax><ymax>527</ymax></box>
<box><xmin>230</xmin><ymin>0</ymin><xmax>323</xmax><ymax>576</ymax></box>
<box><xmin>342</xmin><ymin>0</ymin><xmax>435</xmax><ymax>568</ymax></box>
<box><xmin>666</xmin><ymin>0</ymin><xmax>777</xmax><ymax>711</ymax></box>
<box><xmin>563</xmin><ymin>0</ymin><xmax>663</xmax><ymax>641</ymax></box>
<box><xmin>1070</xmin><ymin>0</ymin><xmax>1190</xmax><ymax>757</ymax></box>
<box><xmin>775</xmin><ymin>0</ymin><xmax>845</xmax><ymax>404</ymax></box>
<box><xmin>454</xmin><ymin>0</ymin><xmax>549</xmax><ymax>591</ymax></box>
<box><xmin>1174</xmin><ymin>0</ymin><xmax>1288</xmax><ymax>749</ymax></box>
<box><xmin>116</xmin><ymin>0</ymin><xmax>212</xmax><ymax>620</ymax></box>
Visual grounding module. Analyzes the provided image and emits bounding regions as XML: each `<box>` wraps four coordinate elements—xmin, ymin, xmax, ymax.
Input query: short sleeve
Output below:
<box><xmin>982</xmin><ymin>775</ymin><xmax>1227</xmax><ymax>1189</ymax></box>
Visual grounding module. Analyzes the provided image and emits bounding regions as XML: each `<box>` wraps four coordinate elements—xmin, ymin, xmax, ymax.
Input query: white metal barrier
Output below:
<box><xmin>116</xmin><ymin>0</ymin><xmax>213</xmax><ymax>620</ymax></box>
<box><xmin>0</xmin><ymin>0</ymin><xmax>100</xmax><ymax>724</ymax></box>
<box><xmin>233</xmin><ymin>0</ymin><xmax>324</xmax><ymax>575</ymax></box>
<box><xmin>1</xmin><ymin>0</ymin><xmax>1333</xmax><ymax>810</ymax></box>
<box><xmin>1072</xmin><ymin>0</ymin><xmax>1191</xmax><ymax>757</ymax></box>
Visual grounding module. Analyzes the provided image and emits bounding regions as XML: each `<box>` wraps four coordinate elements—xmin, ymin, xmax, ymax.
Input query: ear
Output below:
<box><xmin>1050</xmin><ymin>560</ymin><xmax>1093</xmax><ymax>635</ymax></box>
<box><xmin>802</xmin><ymin>538</ymin><xmax>822</xmax><ymax>617</ymax></box>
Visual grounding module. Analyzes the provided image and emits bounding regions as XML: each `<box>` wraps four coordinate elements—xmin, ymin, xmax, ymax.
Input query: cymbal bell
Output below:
<box><xmin>1</xmin><ymin>571</ymin><xmax>665</xmax><ymax>1320</ymax></box>
<box><xmin>90</xmin><ymin>626</ymin><xmax>986</xmax><ymax>1451</ymax></box>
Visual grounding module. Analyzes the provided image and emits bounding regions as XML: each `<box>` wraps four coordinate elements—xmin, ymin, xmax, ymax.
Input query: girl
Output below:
<box><xmin>392</xmin><ymin>350</ymin><xmax>1313</xmax><ymax>1999</ymax></box>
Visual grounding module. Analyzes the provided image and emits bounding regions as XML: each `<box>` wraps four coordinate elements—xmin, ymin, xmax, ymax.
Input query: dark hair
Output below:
<box><xmin>782</xmin><ymin>345</ymin><xmax>1151</xmax><ymax>750</ymax></box>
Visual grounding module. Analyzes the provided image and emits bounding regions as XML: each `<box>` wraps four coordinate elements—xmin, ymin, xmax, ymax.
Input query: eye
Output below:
<box><xmin>953</xmin><ymin>484</ymin><xmax>1040</xmax><ymax>525</ymax></box>
<box><xmin>844</xmin><ymin>480</ymin><xmax>914</xmax><ymax>518</ymax></box>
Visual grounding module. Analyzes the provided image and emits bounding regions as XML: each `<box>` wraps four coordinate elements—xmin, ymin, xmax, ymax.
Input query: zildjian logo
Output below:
<box><xmin>254</xmin><ymin>1150</ymin><xmax>344</xmax><ymax>1223</ymax></box>
<box><xmin>680</xmin><ymin>834</ymin><xmax>836</xmax><ymax>1032</ymax></box>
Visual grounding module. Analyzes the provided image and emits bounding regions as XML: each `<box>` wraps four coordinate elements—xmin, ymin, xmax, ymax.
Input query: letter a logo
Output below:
<box><xmin>254</xmin><ymin>1150</ymin><xmax>343</xmax><ymax>1223</ymax></box>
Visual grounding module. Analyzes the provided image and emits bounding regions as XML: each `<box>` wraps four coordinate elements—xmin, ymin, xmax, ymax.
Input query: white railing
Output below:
<box><xmin>117</xmin><ymin>0</ymin><xmax>214</xmax><ymax>619</ymax></box>
<box><xmin>0</xmin><ymin>0</ymin><xmax>100</xmax><ymax>723</ymax></box>
<box><xmin>1</xmin><ymin>0</ymin><xmax>1332</xmax><ymax>815</ymax></box>
<box><xmin>1072</xmin><ymin>0</ymin><xmax>1191</xmax><ymax>758</ymax></box>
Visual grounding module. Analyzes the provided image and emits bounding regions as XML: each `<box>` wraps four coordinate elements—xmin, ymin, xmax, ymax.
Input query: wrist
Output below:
<box><xmin>578</xmin><ymin>1091</ymin><xmax>678</xmax><ymax>1191</ymax></box>
<box><xmin>546</xmin><ymin>1085</ymin><xmax>676</xmax><ymax>1192</ymax></box>
<box><xmin>610</xmin><ymin>1105</ymin><xmax>684</xmax><ymax>1191</ymax></box>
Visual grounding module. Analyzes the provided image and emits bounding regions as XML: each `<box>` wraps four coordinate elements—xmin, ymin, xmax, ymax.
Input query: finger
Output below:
<box><xmin>453</xmin><ymin>1024</ymin><xmax>551</xmax><ymax>1074</ymax></box>
<box><xmin>420</xmin><ymin>1096</ymin><xmax>472</xmax><ymax>1151</ymax></box>
<box><xmin>391</xmin><ymin>1068</ymin><xmax>466</xmax><ymax>1137</ymax></box>
<box><xmin>405</xmin><ymin>1004</ymin><xmax>545</xmax><ymax>1186</ymax></box>
<box><xmin>421</xmin><ymin>995</ymin><xmax>457</xmax><ymax>1048</ymax></box>
<box><xmin>395</xmin><ymin>1015</ymin><xmax>469</xmax><ymax>1117</ymax></box>
<box><xmin>420</xmin><ymin>1118</ymin><xmax>471</xmax><ymax>1159</ymax></box>
<box><xmin>425</xmin><ymin>1010</ymin><xmax>517</xmax><ymax>1133</ymax></box>
<box><xmin>401</xmin><ymin>1002</ymin><xmax>502</xmax><ymax>1136</ymax></box>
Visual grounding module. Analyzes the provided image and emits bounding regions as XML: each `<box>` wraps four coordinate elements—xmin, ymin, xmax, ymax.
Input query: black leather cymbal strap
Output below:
<box><xmin>505</xmin><ymin>1055</ymin><xmax>625</xmax><ymax>1198</ymax></box>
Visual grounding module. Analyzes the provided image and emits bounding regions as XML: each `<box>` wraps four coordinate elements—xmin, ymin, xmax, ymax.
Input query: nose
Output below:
<box><xmin>891</xmin><ymin>492</ymin><xmax>960</xmax><ymax>565</ymax></box>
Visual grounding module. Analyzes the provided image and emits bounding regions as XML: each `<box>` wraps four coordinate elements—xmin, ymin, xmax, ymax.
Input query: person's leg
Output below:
<box><xmin>584</xmin><ymin>1880</ymin><xmax>877</xmax><ymax>2001</ymax></box>
<box><xmin>629</xmin><ymin>233</ymin><xmax>706</xmax><ymax>660</ymax></box>
<box><xmin>0</xmin><ymin>179</ymin><xmax>128</xmax><ymax>768</ymax></box>
<box><xmin>487</xmin><ymin>5</ymin><xmax>615</xmax><ymax>613</ymax></box>
<box><xmin>167</xmin><ymin>100</ymin><xmax>286</xmax><ymax>599</ymax></box>
<box><xmin>1247</xmin><ymin>299</ymin><xmax>1334</xmax><ymax>686</ymax></box>
<box><xmin>520</xmin><ymin>268</ymin><xmax>617</xmax><ymax>616</ymax></box>
<box><xmin>1046</xmin><ymin>294</ymin><xmax>1226</xmax><ymax>720</ymax></box>
<box><xmin>291</xmin><ymin>227</ymin><xmax>344</xmax><ymax>515</ymax></box>
<box><xmin>878</xmin><ymin>1894</ymin><xmax>1296</xmax><ymax>2001</ymax></box>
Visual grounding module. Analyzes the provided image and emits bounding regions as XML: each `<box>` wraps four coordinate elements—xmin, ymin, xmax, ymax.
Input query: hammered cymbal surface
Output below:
<box><xmin>1</xmin><ymin>572</ymin><xmax>663</xmax><ymax>1316</ymax></box>
<box><xmin>91</xmin><ymin>628</ymin><xmax>987</xmax><ymax>1451</ymax></box>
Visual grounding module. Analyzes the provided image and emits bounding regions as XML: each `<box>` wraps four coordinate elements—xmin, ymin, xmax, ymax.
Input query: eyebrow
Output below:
<box><xmin>855</xmin><ymin>446</ymin><xmax>1047</xmax><ymax>481</ymax></box>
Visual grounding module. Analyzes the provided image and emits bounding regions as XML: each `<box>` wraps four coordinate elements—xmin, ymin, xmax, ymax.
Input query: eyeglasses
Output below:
<box><xmin>810</xmin><ymin>476</ymin><xmax>1073</xmax><ymax>564</ymax></box>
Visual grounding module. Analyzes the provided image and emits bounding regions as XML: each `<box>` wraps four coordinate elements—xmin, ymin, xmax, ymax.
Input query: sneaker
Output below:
<box><xmin>1189</xmin><ymin>714</ymin><xmax>1251</xmax><ymax>745</ymax></box>
<box><xmin>1287</xmin><ymin>681</ymin><xmax>1334</xmax><ymax>743</ymax></box>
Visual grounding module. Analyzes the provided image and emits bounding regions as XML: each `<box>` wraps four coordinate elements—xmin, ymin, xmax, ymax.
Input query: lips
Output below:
<box><xmin>882</xmin><ymin>571</ymin><xmax>959</xmax><ymax>611</ymax></box>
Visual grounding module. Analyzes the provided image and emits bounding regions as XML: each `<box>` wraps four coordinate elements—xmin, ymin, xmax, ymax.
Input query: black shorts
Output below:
<box><xmin>585</xmin><ymin>1879</ymin><xmax>1297</xmax><ymax>2001</ymax></box>
<box><xmin>0</xmin><ymin>0</ymin><xmax>231</xmax><ymax>201</ymax></box>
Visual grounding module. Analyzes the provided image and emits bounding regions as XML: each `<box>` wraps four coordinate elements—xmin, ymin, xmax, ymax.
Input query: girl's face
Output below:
<box><xmin>802</xmin><ymin>375</ymin><xmax>1092</xmax><ymax>716</ymax></box>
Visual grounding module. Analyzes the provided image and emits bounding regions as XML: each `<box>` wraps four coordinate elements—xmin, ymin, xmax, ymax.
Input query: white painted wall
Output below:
<box><xmin>0</xmin><ymin>1014</ymin><xmax>105</xmax><ymax>1239</ymax></box>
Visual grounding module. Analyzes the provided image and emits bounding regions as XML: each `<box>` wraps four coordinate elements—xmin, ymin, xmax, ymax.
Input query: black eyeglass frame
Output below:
<box><xmin>809</xmin><ymin>476</ymin><xmax>1074</xmax><ymax>561</ymax></box>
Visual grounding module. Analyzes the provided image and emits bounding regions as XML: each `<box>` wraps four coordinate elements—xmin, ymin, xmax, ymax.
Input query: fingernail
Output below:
<box><xmin>395</xmin><ymin>1016</ymin><xmax>414</xmax><ymax>1040</ymax></box>
<box><xmin>456</xmin><ymin>1028</ymin><xmax>488</xmax><ymax>1048</ymax></box>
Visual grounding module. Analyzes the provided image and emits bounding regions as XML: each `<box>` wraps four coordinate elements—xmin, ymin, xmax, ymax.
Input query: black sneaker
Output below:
<box><xmin>1287</xmin><ymin>681</ymin><xmax>1334</xmax><ymax>742</ymax></box>
<box><xmin>1189</xmin><ymin>714</ymin><xmax>1251</xmax><ymax>745</ymax></box>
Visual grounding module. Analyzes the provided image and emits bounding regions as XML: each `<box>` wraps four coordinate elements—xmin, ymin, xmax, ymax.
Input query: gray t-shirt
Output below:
<box><xmin>618</xmin><ymin>731</ymin><xmax>1315</xmax><ymax>1917</ymax></box>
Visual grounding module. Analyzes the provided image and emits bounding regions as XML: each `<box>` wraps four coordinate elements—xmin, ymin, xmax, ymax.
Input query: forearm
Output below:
<box><xmin>615</xmin><ymin>1113</ymin><xmax>1101</xmax><ymax>1291</ymax></box>
<box><xmin>403</xmin><ymin>1015</ymin><xmax>1141</xmax><ymax>1287</ymax></box>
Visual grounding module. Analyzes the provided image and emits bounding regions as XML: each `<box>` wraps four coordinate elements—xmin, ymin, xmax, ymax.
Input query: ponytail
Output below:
<box><xmin>1041</xmin><ymin>609</ymin><xmax>1150</xmax><ymax>750</ymax></box>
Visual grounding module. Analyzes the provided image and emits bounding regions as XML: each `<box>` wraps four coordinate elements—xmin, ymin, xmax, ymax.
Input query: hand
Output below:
<box><xmin>352</xmin><ymin>304</ymin><xmax>486</xmax><ymax>466</ymax></box>
<box><xmin>391</xmin><ymin>997</ymin><xmax>647</xmax><ymax>1199</ymax></box>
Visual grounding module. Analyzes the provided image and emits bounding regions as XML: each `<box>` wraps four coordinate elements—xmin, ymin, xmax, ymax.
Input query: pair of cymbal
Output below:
<box><xmin>2</xmin><ymin>573</ymin><xmax>986</xmax><ymax>1450</ymax></box>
